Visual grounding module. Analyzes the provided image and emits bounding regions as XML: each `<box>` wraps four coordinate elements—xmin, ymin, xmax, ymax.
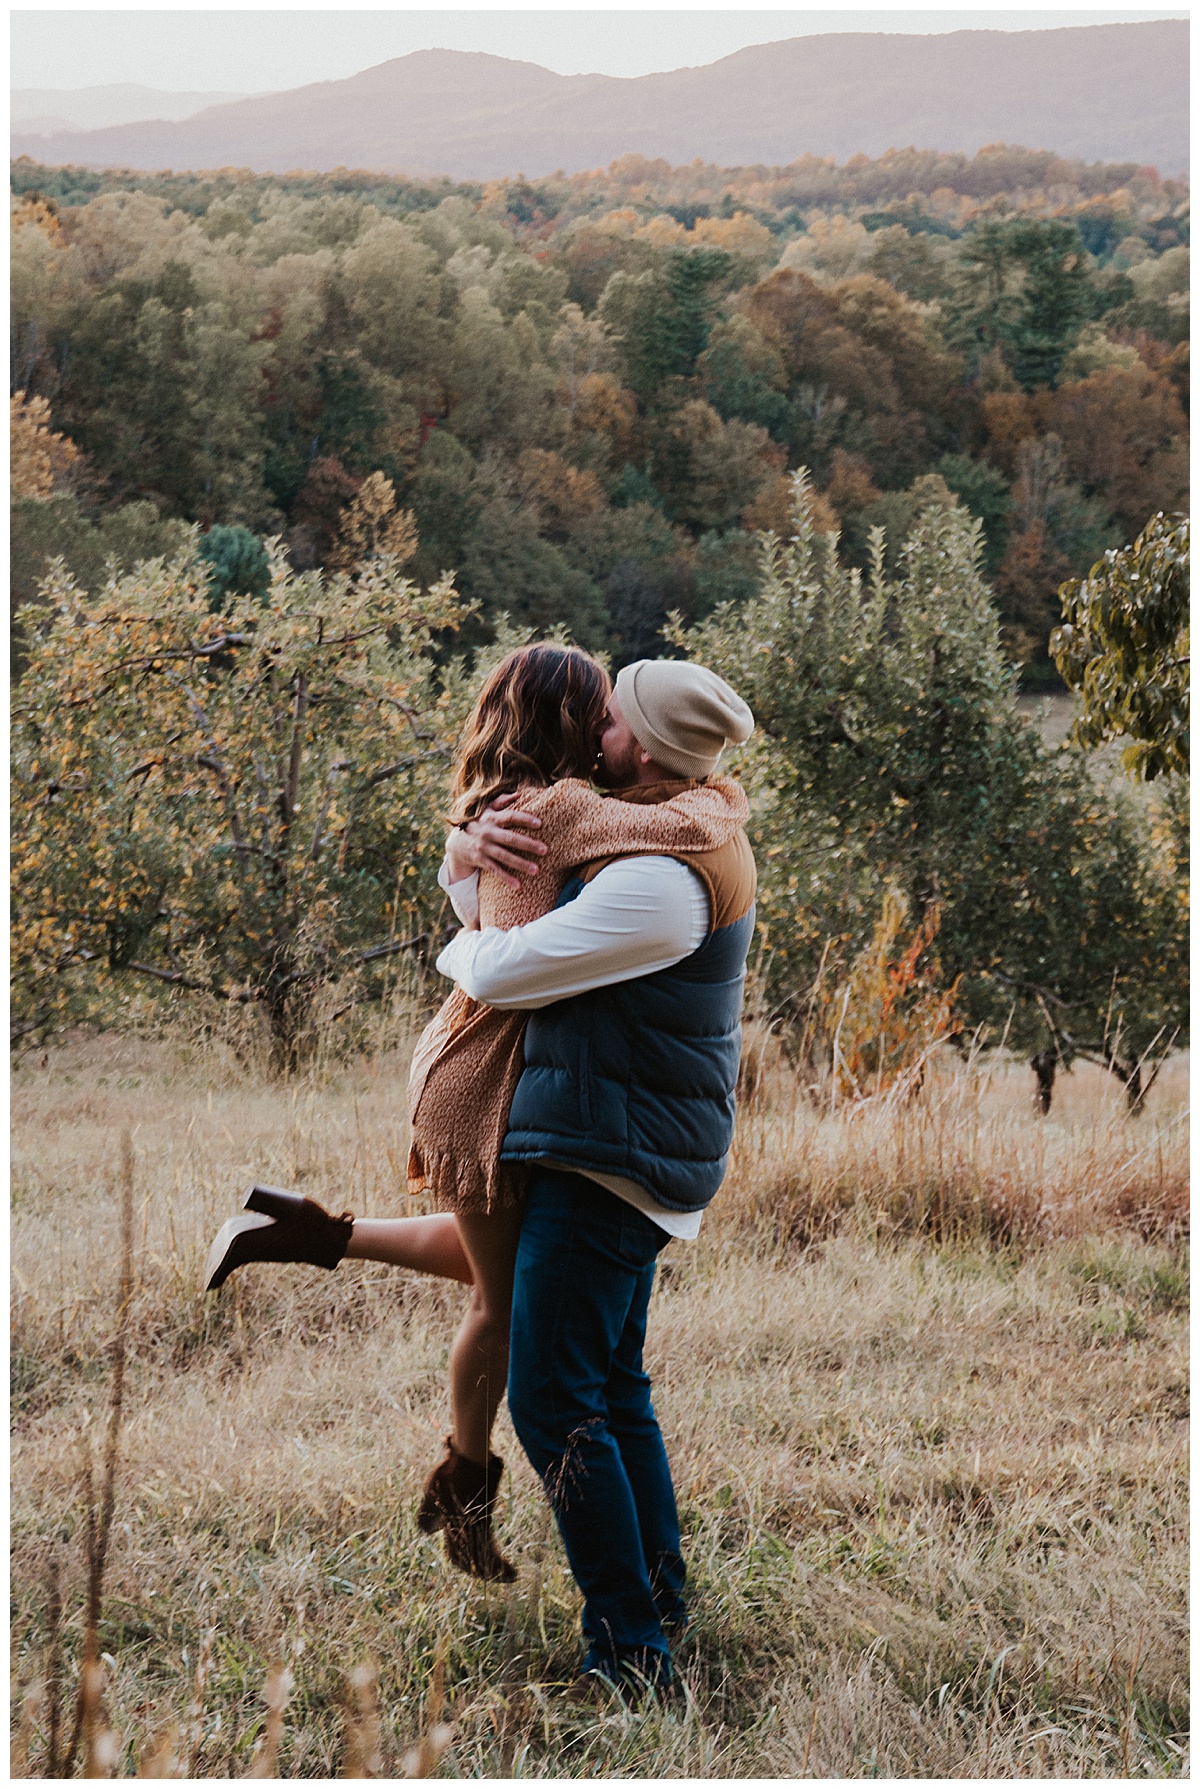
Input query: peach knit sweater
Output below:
<box><xmin>407</xmin><ymin>775</ymin><xmax>749</xmax><ymax>1214</ymax></box>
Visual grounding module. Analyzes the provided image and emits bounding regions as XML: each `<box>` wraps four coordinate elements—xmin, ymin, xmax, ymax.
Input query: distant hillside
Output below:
<box><xmin>12</xmin><ymin>83</ymin><xmax>255</xmax><ymax>134</ymax></box>
<box><xmin>10</xmin><ymin>22</ymin><xmax>1189</xmax><ymax>181</ymax></box>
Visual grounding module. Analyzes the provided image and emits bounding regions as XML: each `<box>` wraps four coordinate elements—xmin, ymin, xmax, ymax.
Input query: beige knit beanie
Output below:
<box><xmin>613</xmin><ymin>659</ymin><xmax>754</xmax><ymax>780</ymax></box>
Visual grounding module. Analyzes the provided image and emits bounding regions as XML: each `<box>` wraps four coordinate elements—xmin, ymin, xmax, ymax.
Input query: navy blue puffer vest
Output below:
<box><xmin>500</xmin><ymin>828</ymin><xmax>757</xmax><ymax>1213</ymax></box>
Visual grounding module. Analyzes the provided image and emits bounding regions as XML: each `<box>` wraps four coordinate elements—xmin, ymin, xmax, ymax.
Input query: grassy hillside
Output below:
<box><xmin>11</xmin><ymin>1034</ymin><xmax>1187</xmax><ymax>1776</ymax></box>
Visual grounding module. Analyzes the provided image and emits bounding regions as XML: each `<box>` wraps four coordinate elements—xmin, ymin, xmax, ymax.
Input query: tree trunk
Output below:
<box><xmin>265</xmin><ymin>978</ymin><xmax>306</xmax><ymax>1077</ymax></box>
<box><xmin>1112</xmin><ymin>1057</ymin><xmax>1146</xmax><ymax>1116</ymax></box>
<box><xmin>1030</xmin><ymin>1049</ymin><xmax>1056</xmax><ymax>1116</ymax></box>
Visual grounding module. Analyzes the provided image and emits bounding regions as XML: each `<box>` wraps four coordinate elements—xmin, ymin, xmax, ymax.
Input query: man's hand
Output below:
<box><xmin>445</xmin><ymin>791</ymin><xmax>548</xmax><ymax>891</ymax></box>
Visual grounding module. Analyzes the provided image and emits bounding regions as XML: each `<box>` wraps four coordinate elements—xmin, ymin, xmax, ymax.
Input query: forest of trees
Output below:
<box><xmin>10</xmin><ymin>145</ymin><xmax>1189</xmax><ymax>681</ymax></box>
<box><xmin>9</xmin><ymin>145</ymin><xmax>1189</xmax><ymax>1091</ymax></box>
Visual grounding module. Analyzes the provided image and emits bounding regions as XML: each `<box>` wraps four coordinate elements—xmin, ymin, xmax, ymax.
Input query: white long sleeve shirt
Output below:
<box><xmin>436</xmin><ymin>856</ymin><xmax>711</xmax><ymax>1238</ymax></box>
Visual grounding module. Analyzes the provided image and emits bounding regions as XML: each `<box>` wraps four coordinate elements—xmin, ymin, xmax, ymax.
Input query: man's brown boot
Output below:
<box><xmin>204</xmin><ymin>1184</ymin><xmax>354</xmax><ymax>1290</ymax></box>
<box><xmin>417</xmin><ymin>1437</ymin><xmax>517</xmax><ymax>1583</ymax></box>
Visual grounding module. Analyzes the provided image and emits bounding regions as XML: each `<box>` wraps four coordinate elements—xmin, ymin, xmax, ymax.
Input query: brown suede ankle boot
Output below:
<box><xmin>417</xmin><ymin>1437</ymin><xmax>517</xmax><ymax>1583</ymax></box>
<box><xmin>204</xmin><ymin>1184</ymin><xmax>354</xmax><ymax>1291</ymax></box>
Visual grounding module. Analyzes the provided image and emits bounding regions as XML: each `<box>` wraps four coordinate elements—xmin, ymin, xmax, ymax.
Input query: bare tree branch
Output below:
<box><xmin>125</xmin><ymin>730</ymin><xmax>185</xmax><ymax>784</ymax></box>
<box><xmin>364</xmin><ymin>749</ymin><xmax>449</xmax><ymax>789</ymax></box>
<box><xmin>308</xmin><ymin>758</ymin><xmax>350</xmax><ymax>862</ymax></box>
<box><xmin>125</xmin><ymin>962</ymin><xmax>259</xmax><ymax>1002</ymax></box>
<box><xmin>190</xmin><ymin>633</ymin><xmax>252</xmax><ymax>656</ymax></box>
<box><xmin>332</xmin><ymin>674</ymin><xmax>443</xmax><ymax>744</ymax></box>
<box><xmin>357</xmin><ymin>934</ymin><xmax>426</xmax><ymax>965</ymax></box>
<box><xmin>283</xmin><ymin>672</ymin><xmax>309</xmax><ymax>828</ymax></box>
<box><xmin>166</xmin><ymin>671</ymin><xmax>251</xmax><ymax>862</ymax></box>
<box><xmin>995</xmin><ymin>971</ymin><xmax>1179</xmax><ymax>1106</ymax></box>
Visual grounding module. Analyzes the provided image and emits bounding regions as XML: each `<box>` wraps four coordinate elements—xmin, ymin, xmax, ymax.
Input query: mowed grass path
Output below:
<box><xmin>11</xmin><ymin>1037</ymin><xmax>1188</xmax><ymax>1777</ymax></box>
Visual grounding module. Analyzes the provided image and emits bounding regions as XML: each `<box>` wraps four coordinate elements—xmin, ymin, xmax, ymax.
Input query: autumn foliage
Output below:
<box><xmin>683</xmin><ymin>474</ymin><xmax>1188</xmax><ymax>1098</ymax></box>
<box><xmin>10</xmin><ymin>148</ymin><xmax>1189</xmax><ymax>673</ymax></box>
<box><xmin>7</xmin><ymin>148</ymin><xmax>1190</xmax><ymax>1091</ymax></box>
<box><xmin>10</xmin><ymin>390</ymin><xmax>82</xmax><ymax>499</ymax></box>
<box><xmin>11</xmin><ymin>538</ymin><xmax>467</xmax><ymax>1064</ymax></box>
<box><xmin>824</xmin><ymin>895</ymin><xmax>962</xmax><ymax>1103</ymax></box>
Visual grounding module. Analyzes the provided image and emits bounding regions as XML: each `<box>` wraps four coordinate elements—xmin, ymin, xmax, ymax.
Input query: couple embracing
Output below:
<box><xmin>205</xmin><ymin>643</ymin><xmax>756</xmax><ymax>1694</ymax></box>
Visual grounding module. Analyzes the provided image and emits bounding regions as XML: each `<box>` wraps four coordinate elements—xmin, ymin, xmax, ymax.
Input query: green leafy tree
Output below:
<box><xmin>696</xmin><ymin>314</ymin><xmax>790</xmax><ymax>438</ymax></box>
<box><xmin>691</xmin><ymin>529</ymin><xmax>762</xmax><ymax>618</ymax></box>
<box><xmin>599</xmin><ymin>267</ymin><xmax>684</xmax><ymax>406</ymax></box>
<box><xmin>11</xmin><ymin>495</ymin><xmax>192</xmax><ymax>671</ymax></box>
<box><xmin>556</xmin><ymin>219</ymin><xmax>658</xmax><ymax>312</ymax></box>
<box><xmin>313</xmin><ymin>349</ymin><xmax>392</xmax><ymax>473</ymax></box>
<box><xmin>443</xmin><ymin>291</ymin><xmax>552</xmax><ymax>454</ymax></box>
<box><xmin>488</xmin><ymin>252</ymin><xmax>570</xmax><ymax>338</ymax></box>
<box><xmin>948</xmin><ymin>219</ymin><xmax>1096</xmax><ymax>389</ymax></box>
<box><xmin>405</xmin><ymin>431</ymin><xmax>480</xmax><ymax>587</ymax></box>
<box><xmin>681</xmin><ymin>473</ymin><xmax>1187</xmax><ymax>1106</ymax></box>
<box><xmin>865</xmin><ymin>225</ymin><xmax>950</xmax><ymax>303</ymax></box>
<box><xmin>1120</xmin><ymin>245</ymin><xmax>1190</xmax><ymax>347</ymax></box>
<box><xmin>455</xmin><ymin>487</ymin><xmax>608</xmax><ymax>646</ymax></box>
<box><xmin>994</xmin><ymin>435</ymin><xmax>1117</xmax><ymax>666</ymax></box>
<box><xmin>600</xmin><ymin>247</ymin><xmax>732</xmax><ymax>404</ymax></box>
<box><xmin>663</xmin><ymin>247</ymin><xmax>735</xmax><ymax>375</ymax></box>
<box><xmin>58</xmin><ymin>263</ymin><xmax>275</xmax><ymax>526</ymax></box>
<box><xmin>1051</xmin><ymin>512</ymin><xmax>1190</xmax><ymax>780</ymax></box>
<box><xmin>339</xmin><ymin>220</ymin><xmax>452</xmax><ymax>391</ymax></box>
<box><xmin>11</xmin><ymin>159</ymin><xmax>1190</xmax><ymax>727</ymax></box>
<box><xmin>644</xmin><ymin>399</ymin><xmax>779</xmax><ymax>532</ymax></box>
<box><xmin>563</xmin><ymin>501</ymin><xmax>692</xmax><ymax>663</ymax></box>
<box><xmin>12</xmin><ymin>543</ymin><xmax>467</xmax><ymax>1067</ymax></box>
<box><xmin>199</xmin><ymin>525</ymin><xmax>272</xmax><ymax>611</ymax></box>
<box><xmin>936</xmin><ymin>452</ymin><xmax>1011</xmax><ymax>572</ymax></box>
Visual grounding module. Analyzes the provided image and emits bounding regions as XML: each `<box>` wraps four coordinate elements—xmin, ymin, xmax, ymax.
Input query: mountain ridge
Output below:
<box><xmin>12</xmin><ymin>82</ymin><xmax>257</xmax><ymax>132</ymax></box>
<box><xmin>10</xmin><ymin>23</ymin><xmax>1189</xmax><ymax>181</ymax></box>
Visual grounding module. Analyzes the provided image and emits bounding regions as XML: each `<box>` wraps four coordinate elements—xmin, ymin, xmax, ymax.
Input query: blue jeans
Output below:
<box><xmin>507</xmin><ymin>1169</ymin><xmax>687</xmax><ymax>1686</ymax></box>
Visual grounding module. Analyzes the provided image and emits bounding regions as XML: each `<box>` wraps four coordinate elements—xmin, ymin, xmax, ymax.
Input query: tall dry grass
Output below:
<box><xmin>10</xmin><ymin>1032</ymin><xmax>1188</xmax><ymax>1776</ymax></box>
<box><xmin>726</xmin><ymin>1026</ymin><xmax>1189</xmax><ymax>1248</ymax></box>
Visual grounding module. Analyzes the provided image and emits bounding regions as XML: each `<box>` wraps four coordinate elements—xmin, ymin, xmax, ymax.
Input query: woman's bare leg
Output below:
<box><xmin>345</xmin><ymin>1214</ymin><xmax>473</xmax><ymax>1284</ymax></box>
<box><xmin>343</xmin><ymin>1205</ymin><xmax>522</xmax><ymax>1463</ymax></box>
<box><xmin>449</xmin><ymin>1207</ymin><xmax>525</xmax><ymax>1466</ymax></box>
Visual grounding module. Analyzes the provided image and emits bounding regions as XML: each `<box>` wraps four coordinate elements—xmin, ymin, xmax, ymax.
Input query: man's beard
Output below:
<box><xmin>594</xmin><ymin>739</ymin><xmax>639</xmax><ymax>789</ymax></box>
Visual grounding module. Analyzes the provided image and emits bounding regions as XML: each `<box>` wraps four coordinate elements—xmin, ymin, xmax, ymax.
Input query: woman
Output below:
<box><xmin>204</xmin><ymin>644</ymin><xmax>748</xmax><ymax>1580</ymax></box>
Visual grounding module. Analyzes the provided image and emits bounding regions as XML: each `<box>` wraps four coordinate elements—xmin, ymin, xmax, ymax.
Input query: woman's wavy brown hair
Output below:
<box><xmin>448</xmin><ymin>644</ymin><xmax>611</xmax><ymax>824</ymax></box>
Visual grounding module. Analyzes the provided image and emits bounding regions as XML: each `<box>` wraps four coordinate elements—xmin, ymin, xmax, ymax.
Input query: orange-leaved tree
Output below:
<box><xmin>10</xmin><ymin>390</ymin><xmax>83</xmax><ymax>499</ymax></box>
<box><xmin>823</xmin><ymin>892</ymin><xmax>961</xmax><ymax>1104</ymax></box>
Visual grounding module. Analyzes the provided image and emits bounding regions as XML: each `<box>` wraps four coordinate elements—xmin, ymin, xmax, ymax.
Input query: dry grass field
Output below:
<box><xmin>10</xmin><ymin>1028</ymin><xmax>1189</xmax><ymax>1777</ymax></box>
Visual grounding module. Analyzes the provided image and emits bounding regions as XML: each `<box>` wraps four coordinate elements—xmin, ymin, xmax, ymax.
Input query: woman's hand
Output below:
<box><xmin>446</xmin><ymin>792</ymin><xmax>547</xmax><ymax>891</ymax></box>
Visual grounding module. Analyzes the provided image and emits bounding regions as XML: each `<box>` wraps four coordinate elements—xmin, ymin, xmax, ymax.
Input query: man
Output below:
<box><xmin>438</xmin><ymin>657</ymin><xmax>755</xmax><ymax>1693</ymax></box>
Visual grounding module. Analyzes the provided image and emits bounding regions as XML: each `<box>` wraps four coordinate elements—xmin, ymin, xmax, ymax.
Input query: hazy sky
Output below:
<box><xmin>10</xmin><ymin>7</ymin><xmax>1188</xmax><ymax>92</ymax></box>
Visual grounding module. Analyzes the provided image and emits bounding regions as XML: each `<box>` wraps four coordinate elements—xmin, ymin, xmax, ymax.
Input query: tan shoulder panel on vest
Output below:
<box><xmin>691</xmin><ymin>829</ymin><xmax>757</xmax><ymax>931</ymax></box>
<box><xmin>581</xmin><ymin>829</ymin><xmax>756</xmax><ymax>933</ymax></box>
